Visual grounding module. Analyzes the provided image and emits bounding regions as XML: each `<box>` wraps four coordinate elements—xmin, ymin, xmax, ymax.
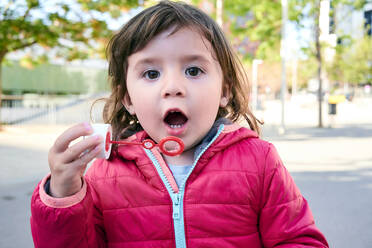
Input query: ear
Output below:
<box><xmin>121</xmin><ymin>93</ymin><xmax>136</xmax><ymax>115</ymax></box>
<box><xmin>219</xmin><ymin>84</ymin><xmax>230</xmax><ymax>108</ymax></box>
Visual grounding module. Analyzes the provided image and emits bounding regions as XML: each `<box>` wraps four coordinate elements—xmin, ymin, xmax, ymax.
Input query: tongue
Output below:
<box><xmin>165</xmin><ymin>112</ymin><xmax>187</xmax><ymax>125</ymax></box>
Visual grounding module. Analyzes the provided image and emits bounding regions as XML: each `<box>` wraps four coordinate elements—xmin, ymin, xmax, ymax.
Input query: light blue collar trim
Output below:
<box><xmin>193</xmin><ymin>118</ymin><xmax>231</xmax><ymax>160</ymax></box>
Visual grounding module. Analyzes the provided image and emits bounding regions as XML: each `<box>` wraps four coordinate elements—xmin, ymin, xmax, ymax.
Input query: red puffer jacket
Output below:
<box><xmin>30</xmin><ymin>124</ymin><xmax>328</xmax><ymax>248</ymax></box>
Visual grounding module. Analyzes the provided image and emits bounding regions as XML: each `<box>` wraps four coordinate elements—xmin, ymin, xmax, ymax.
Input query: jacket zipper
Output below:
<box><xmin>145</xmin><ymin>124</ymin><xmax>225</xmax><ymax>248</ymax></box>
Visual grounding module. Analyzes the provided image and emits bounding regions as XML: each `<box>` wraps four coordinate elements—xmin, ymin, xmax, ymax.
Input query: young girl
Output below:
<box><xmin>31</xmin><ymin>1</ymin><xmax>328</xmax><ymax>247</ymax></box>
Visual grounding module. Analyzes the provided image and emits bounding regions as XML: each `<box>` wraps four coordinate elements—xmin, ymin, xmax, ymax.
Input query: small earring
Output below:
<box><xmin>126</xmin><ymin>106</ymin><xmax>135</xmax><ymax>115</ymax></box>
<box><xmin>220</xmin><ymin>98</ymin><xmax>228</xmax><ymax>107</ymax></box>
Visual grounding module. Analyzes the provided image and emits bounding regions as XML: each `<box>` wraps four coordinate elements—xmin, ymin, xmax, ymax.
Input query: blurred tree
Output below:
<box><xmin>297</xmin><ymin>57</ymin><xmax>318</xmax><ymax>89</ymax></box>
<box><xmin>292</xmin><ymin>0</ymin><xmax>369</xmax><ymax>127</ymax></box>
<box><xmin>0</xmin><ymin>0</ymin><xmax>139</xmax><ymax>127</ymax></box>
<box><xmin>223</xmin><ymin>0</ymin><xmax>283</xmax><ymax>62</ymax></box>
<box><xmin>327</xmin><ymin>35</ymin><xmax>372</xmax><ymax>86</ymax></box>
<box><xmin>221</xmin><ymin>0</ymin><xmax>314</xmax><ymax>62</ymax></box>
<box><xmin>188</xmin><ymin>0</ymin><xmax>300</xmax><ymax>62</ymax></box>
<box><xmin>220</xmin><ymin>0</ymin><xmax>369</xmax><ymax>127</ymax></box>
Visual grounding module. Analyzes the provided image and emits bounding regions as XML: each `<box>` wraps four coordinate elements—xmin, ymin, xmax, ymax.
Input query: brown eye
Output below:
<box><xmin>144</xmin><ymin>70</ymin><xmax>160</xmax><ymax>80</ymax></box>
<box><xmin>185</xmin><ymin>67</ymin><xmax>203</xmax><ymax>77</ymax></box>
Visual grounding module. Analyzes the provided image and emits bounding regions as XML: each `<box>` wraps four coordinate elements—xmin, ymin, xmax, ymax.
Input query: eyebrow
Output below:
<box><xmin>133</xmin><ymin>54</ymin><xmax>212</xmax><ymax>71</ymax></box>
<box><xmin>133</xmin><ymin>58</ymin><xmax>161</xmax><ymax>71</ymax></box>
<box><xmin>179</xmin><ymin>54</ymin><xmax>212</xmax><ymax>65</ymax></box>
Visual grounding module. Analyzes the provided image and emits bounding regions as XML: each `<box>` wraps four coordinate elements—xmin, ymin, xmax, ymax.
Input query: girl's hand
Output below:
<box><xmin>48</xmin><ymin>123</ymin><xmax>103</xmax><ymax>198</ymax></box>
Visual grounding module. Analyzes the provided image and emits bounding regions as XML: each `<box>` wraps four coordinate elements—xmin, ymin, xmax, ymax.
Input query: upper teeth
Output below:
<box><xmin>170</xmin><ymin>124</ymin><xmax>182</xmax><ymax>128</ymax></box>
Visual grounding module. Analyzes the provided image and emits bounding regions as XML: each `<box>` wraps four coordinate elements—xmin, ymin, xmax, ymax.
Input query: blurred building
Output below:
<box><xmin>1</xmin><ymin>61</ymin><xmax>110</xmax><ymax>125</ymax></box>
<box><xmin>316</xmin><ymin>0</ymin><xmax>372</xmax><ymax>61</ymax></box>
<box><xmin>2</xmin><ymin>62</ymin><xmax>109</xmax><ymax>107</ymax></box>
<box><xmin>310</xmin><ymin>1</ymin><xmax>372</xmax><ymax>94</ymax></box>
<box><xmin>332</xmin><ymin>1</ymin><xmax>372</xmax><ymax>41</ymax></box>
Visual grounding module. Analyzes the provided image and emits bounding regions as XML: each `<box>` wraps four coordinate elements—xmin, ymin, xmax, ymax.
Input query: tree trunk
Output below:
<box><xmin>315</xmin><ymin>3</ymin><xmax>323</xmax><ymax>128</ymax></box>
<box><xmin>0</xmin><ymin>51</ymin><xmax>6</xmax><ymax>130</ymax></box>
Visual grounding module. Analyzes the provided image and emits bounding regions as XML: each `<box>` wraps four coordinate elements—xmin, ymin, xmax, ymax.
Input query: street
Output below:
<box><xmin>0</xmin><ymin>98</ymin><xmax>371</xmax><ymax>247</ymax></box>
<box><xmin>263</xmin><ymin>124</ymin><xmax>372</xmax><ymax>248</ymax></box>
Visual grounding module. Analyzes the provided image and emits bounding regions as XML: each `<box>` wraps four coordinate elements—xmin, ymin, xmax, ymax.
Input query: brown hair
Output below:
<box><xmin>104</xmin><ymin>0</ymin><xmax>260</xmax><ymax>140</ymax></box>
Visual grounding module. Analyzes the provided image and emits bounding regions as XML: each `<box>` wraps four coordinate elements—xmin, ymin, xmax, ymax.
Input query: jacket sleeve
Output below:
<box><xmin>30</xmin><ymin>174</ymin><xmax>107</xmax><ymax>248</ymax></box>
<box><xmin>258</xmin><ymin>144</ymin><xmax>329</xmax><ymax>247</ymax></box>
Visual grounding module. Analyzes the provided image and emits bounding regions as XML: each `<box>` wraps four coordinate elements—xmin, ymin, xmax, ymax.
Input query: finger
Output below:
<box><xmin>62</xmin><ymin>134</ymin><xmax>103</xmax><ymax>163</ymax></box>
<box><xmin>69</xmin><ymin>144</ymin><xmax>102</xmax><ymax>168</ymax></box>
<box><xmin>53</xmin><ymin>123</ymin><xmax>94</xmax><ymax>153</ymax></box>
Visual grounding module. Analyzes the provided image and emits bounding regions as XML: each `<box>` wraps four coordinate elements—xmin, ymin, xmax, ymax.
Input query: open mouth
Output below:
<box><xmin>163</xmin><ymin>110</ymin><xmax>188</xmax><ymax>129</ymax></box>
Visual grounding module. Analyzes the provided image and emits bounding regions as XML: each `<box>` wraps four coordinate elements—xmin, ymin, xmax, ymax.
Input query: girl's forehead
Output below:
<box><xmin>129</xmin><ymin>26</ymin><xmax>217</xmax><ymax>63</ymax></box>
<box><xmin>150</xmin><ymin>26</ymin><xmax>209</xmax><ymax>49</ymax></box>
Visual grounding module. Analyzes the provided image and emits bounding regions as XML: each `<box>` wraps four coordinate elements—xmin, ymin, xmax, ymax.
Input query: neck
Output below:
<box><xmin>163</xmin><ymin>147</ymin><xmax>195</xmax><ymax>165</ymax></box>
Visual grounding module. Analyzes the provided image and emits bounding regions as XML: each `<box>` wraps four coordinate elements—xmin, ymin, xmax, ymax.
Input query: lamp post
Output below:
<box><xmin>216</xmin><ymin>0</ymin><xmax>223</xmax><ymax>27</ymax></box>
<box><xmin>252</xmin><ymin>59</ymin><xmax>263</xmax><ymax>111</ymax></box>
<box><xmin>280</xmin><ymin>0</ymin><xmax>288</xmax><ymax>134</ymax></box>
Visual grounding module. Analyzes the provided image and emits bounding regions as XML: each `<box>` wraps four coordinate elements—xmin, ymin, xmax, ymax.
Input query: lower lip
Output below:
<box><xmin>164</xmin><ymin>122</ymin><xmax>187</xmax><ymax>136</ymax></box>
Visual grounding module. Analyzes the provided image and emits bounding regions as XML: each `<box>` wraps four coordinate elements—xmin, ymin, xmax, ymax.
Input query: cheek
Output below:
<box><xmin>127</xmin><ymin>85</ymin><xmax>149</xmax><ymax>113</ymax></box>
<box><xmin>131</xmin><ymin>94</ymin><xmax>158</xmax><ymax>124</ymax></box>
<box><xmin>133</xmin><ymin>102</ymin><xmax>151</xmax><ymax>119</ymax></box>
<box><xmin>197</xmin><ymin>92</ymin><xmax>221</xmax><ymax>119</ymax></box>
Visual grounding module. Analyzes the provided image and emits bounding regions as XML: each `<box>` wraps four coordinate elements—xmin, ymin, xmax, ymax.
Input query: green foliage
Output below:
<box><xmin>298</xmin><ymin>57</ymin><xmax>318</xmax><ymax>88</ymax></box>
<box><xmin>335</xmin><ymin>0</ymin><xmax>369</xmax><ymax>9</ymax></box>
<box><xmin>327</xmin><ymin>36</ymin><xmax>372</xmax><ymax>85</ymax></box>
<box><xmin>289</xmin><ymin>0</ymin><xmax>370</xmax><ymax>87</ymax></box>
<box><xmin>0</xmin><ymin>0</ymin><xmax>139</xmax><ymax>64</ymax></box>
<box><xmin>77</xmin><ymin>0</ymin><xmax>139</xmax><ymax>15</ymax></box>
<box><xmin>224</xmin><ymin>0</ymin><xmax>283</xmax><ymax>61</ymax></box>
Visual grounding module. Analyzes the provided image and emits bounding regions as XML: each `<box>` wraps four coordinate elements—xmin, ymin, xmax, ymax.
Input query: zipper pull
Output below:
<box><xmin>172</xmin><ymin>193</ymin><xmax>180</xmax><ymax>220</ymax></box>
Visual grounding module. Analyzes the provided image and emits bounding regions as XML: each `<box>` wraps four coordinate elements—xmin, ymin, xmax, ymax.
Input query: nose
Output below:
<box><xmin>161</xmin><ymin>72</ymin><xmax>186</xmax><ymax>98</ymax></box>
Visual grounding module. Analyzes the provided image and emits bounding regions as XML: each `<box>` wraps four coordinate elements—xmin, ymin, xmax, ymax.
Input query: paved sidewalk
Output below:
<box><xmin>0</xmin><ymin>98</ymin><xmax>371</xmax><ymax>247</ymax></box>
<box><xmin>0</xmin><ymin>125</ymin><xmax>67</xmax><ymax>248</ymax></box>
<box><xmin>263</xmin><ymin>124</ymin><xmax>372</xmax><ymax>248</ymax></box>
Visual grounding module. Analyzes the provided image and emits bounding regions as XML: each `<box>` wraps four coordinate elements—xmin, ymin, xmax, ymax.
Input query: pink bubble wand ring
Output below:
<box><xmin>109</xmin><ymin>137</ymin><xmax>184</xmax><ymax>156</ymax></box>
<box><xmin>88</xmin><ymin>124</ymin><xmax>185</xmax><ymax>159</ymax></box>
<box><xmin>104</xmin><ymin>131</ymin><xmax>184</xmax><ymax>156</ymax></box>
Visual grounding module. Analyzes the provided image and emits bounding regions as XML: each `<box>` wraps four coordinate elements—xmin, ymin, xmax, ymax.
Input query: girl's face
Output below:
<box><xmin>124</xmin><ymin>27</ymin><xmax>228</xmax><ymax>155</ymax></box>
